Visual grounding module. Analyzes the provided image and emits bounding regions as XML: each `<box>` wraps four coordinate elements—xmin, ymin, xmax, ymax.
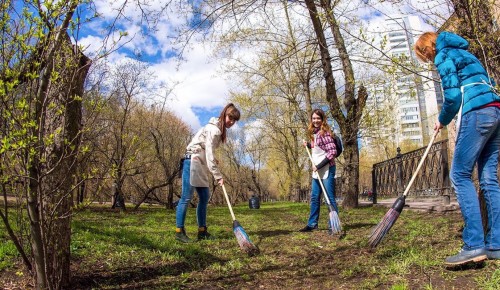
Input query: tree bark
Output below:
<box><xmin>42</xmin><ymin>35</ymin><xmax>90</xmax><ymax>289</ymax></box>
<box><xmin>304</xmin><ymin>0</ymin><xmax>367</xmax><ymax>208</ymax></box>
<box><xmin>28</xmin><ymin>30</ymin><xmax>90</xmax><ymax>288</ymax></box>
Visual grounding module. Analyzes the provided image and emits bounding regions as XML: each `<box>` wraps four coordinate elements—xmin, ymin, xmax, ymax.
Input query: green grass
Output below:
<box><xmin>1</xmin><ymin>202</ymin><xmax>499</xmax><ymax>289</ymax></box>
<box><xmin>0</xmin><ymin>241</ymin><xmax>17</xmax><ymax>271</ymax></box>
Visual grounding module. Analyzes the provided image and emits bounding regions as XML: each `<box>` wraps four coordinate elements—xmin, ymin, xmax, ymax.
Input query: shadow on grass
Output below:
<box><xmin>252</xmin><ymin>229</ymin><xmax>294</xmax><ymax>238</ymax></box>
<box><xmin>71</xmin><ymin>252</ymin><xmax>225</xmax><ymax>289</ymax></box>
<box><xmin>342</xmin><ymin>222</ymin><xmax>376</xmax><ymax>231</ymax></box>
<box><xmin>70</xmin><ymin>224</ymin><xmax>228</xmax><ymax>288</ymax></box>
<box><xmin>445</xmin><ymin>261</ymin><xmax>487</xmax><ymax>271</ymax></box>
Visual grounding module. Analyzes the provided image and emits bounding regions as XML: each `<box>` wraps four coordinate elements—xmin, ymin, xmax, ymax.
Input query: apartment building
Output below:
<box><xmin>363</xmin><ymin>15</ymin><xmax>443</xmax><ymax>148</ymax></box>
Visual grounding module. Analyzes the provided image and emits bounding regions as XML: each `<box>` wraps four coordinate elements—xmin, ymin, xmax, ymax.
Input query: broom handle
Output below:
<box><xmin>402</xmin><ymin>130</ymin><xmax>439</xmax><ymax>197</ymax></box>
<box><xmin>304</xmin><ymin>145</ymin><xmax>333</xmax><ymax>206</ymax></box>
<box><xmin>222</xmin><ymin>184</ymin><xmax>237</xmax><ymax>221</ymax></box>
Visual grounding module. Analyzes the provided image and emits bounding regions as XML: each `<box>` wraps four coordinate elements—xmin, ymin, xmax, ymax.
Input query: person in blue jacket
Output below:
<box><xmin>415</xmin><ymin>31</ymin><xmax>500</xmax><ymax>266</ymax></box>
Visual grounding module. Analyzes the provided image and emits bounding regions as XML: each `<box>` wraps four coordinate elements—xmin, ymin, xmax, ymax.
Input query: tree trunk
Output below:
<box><xmin>304</xmin><ymin>0</ymin><xmax>367</xmax><ymax>208</ymax></box>
<box><xmin>44</xmin><ymin>38</ymin><xmax>90</xmax><ymax>289</ymax></box>
<box><xmin>27</xmin><ymin>166</ymin><xmax>47</xmax><ymax>289</ymax></box>
<box><xmin>30</xmin><ymin>33</ymin><xmax>90</xmax><ymax>289</ymax></box>
<box><xmin>167</xmin><ymin>183</ymin><xmax>175</xmax><ymax>209</ymax></box>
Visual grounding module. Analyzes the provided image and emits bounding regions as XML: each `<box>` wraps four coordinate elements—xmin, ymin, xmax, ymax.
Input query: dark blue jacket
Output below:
<box><xmin>435</xmin><ymin>32</ymin><xmax>499</xmax><ymax>125</ymax></box>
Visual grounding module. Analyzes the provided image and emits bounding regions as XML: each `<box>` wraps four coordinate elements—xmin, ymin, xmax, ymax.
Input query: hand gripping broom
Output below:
<box><xmin>368</xmin><ymin>130</ymin><xmax>439</xmax><ymax>248</ymax></box>
<box><xmin>221</xmin><ymin>184</ymin><xmax>260</xmax><ymax>256</ymax></box>
<box><xmin>304</xmin><ymin>146</ymin><xmax>342</xmax><ymax>235</ymax></box>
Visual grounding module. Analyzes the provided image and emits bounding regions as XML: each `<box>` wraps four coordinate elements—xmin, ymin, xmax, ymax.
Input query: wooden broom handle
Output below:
<box><xmin>222</xmin><ymin>184</ymin><xmax>236</xmax><ymax>221</ymax></box>
<box><xmin>304</xmin><ymin>144</ymin><xmax>333</xmax><ymax>206</ymax></box>
<box><xmin>402</xmin><ymin>131</ymin><xmax>439</xmax><ymax>197</ymax></box>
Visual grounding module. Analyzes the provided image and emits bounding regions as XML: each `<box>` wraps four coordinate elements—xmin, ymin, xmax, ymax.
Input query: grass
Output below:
<box><xmin>1</xmin><ymin>201</ymin><xmax>499</xmax><ymax>289</ymax></box>
<box><xmin>0</xmin><ymin>241</ymin><xmax>17</xmax><ymax>271</ymax></box>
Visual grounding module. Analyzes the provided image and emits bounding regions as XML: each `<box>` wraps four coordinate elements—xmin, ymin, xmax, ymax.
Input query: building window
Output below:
<box><xmin>401</xmin><ymin>115</ymin><xmax>418</xmax><ymax>121</ymax></box>
<box><xmin>402</xmin><ymin>107</ymin><xmax>418</xmax><ymax>113</ymax></box>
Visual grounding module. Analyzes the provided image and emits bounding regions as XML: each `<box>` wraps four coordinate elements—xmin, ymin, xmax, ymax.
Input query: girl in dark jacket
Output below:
<box><xmin>415</xmin><ymin>31</ymin><xmax>500</xmax><ymax>265</ymax></box>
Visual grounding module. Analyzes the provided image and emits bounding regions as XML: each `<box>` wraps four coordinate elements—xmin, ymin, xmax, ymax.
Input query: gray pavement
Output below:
<box><xmin>359</xmin><ymin>196</ymin><xmax>460</xmax><ymax>213</ymax></box>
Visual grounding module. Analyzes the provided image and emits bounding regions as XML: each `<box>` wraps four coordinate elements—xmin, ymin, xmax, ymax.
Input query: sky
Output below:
<box><xmin>76</xmin><ymin>0</ymin><xmax>448</xmax><ymax>132</ymax></box>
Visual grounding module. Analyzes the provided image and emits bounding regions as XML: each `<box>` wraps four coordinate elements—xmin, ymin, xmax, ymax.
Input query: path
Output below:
<box><xmin>359</xmin><ymin>196</ymin><xmax>460</xmax><ymax>213</ymax></box>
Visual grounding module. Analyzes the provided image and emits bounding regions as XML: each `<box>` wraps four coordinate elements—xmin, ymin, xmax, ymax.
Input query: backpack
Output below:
<box><xmin>333</xmin><ymin>135</ymin><xmax>343</xmax><ymax>157</ymax></box>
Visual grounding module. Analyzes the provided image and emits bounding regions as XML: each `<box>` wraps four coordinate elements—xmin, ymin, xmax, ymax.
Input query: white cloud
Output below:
<box><xmin>78</xmin><ymin>0</ymin><xmax>452</xmax><ymax>132</ymax></box>
<box><xmin>150</xmin><ymin>43</ymin><xmax>232</xmax><ymax>129</ymax></box>
<box><xmin>79</xmin><ymin>0</ymin><xmax>228</xmax><ymax>131</ymax></box>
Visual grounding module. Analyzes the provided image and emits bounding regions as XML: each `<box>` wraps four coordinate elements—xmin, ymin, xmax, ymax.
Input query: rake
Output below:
<box><xmin>221</xmin><ymin>184</ymin><xmax>260</xmax><ymax>256</ymax></box>
<box><xmin>304</xmin><ymin>146</ymin><xmax>342</xmax><ymax>235</ymax></box>
<box><xmin>368</xmin><ymin>130</ymin><xmax>439</xmax><ymax>248</ymax></box>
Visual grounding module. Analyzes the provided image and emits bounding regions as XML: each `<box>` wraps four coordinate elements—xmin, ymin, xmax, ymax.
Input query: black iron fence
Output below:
<box><xmin>372</xmin><ymin>139</ymin><xmax>453</xmax><ymax>201</ymax></box>
<box><xmin>293</xmin><ymin>176</ymin><xmax>343</xmax><ymax>203</ymax></box>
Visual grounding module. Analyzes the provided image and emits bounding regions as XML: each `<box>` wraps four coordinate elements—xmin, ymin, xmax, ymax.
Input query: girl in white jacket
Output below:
<box><xmin>175</xmin><ymin>103</ymin><xmax>241</xmax><ymax>242</ymax></box>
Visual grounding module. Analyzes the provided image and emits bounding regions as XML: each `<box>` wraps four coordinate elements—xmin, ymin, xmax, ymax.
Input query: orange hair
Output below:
<box><xmin>414</xmin><ymin>32</ymin><xmax>438</xmax><ymax>63</ymax></box>
<box><xmin>307</xmin><ymin>109</ymin><xmax>333</xmax><ymax>141</ymax></box>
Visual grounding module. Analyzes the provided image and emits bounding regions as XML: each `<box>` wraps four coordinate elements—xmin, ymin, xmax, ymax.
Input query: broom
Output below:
<box><xmin>221</xmin><ymin>184</ymin><xmax>260</xmax><ymax>256</ymax></box>
<box><xmin>304</xmin><ymin>145</ymin><xmax>342</xmax><ymax>235</ymax></box>
<box><xmin>368</xmin><ymin>130</ymin><xmax>439</xmax><ymax>248</ymax></box>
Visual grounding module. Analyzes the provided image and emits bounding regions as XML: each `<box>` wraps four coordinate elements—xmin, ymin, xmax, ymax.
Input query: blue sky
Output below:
<box><xmin>75</xmin><ymin>0</ymin><xmax>233</xmax><ymax>131</ymax></box>
<box><xmin>74</xmin><ymin>0</ymin><xmax>445</xmax><ymax>132</ymax></box>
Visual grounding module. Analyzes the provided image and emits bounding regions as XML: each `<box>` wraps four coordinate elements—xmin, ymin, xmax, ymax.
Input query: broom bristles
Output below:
<box><xmin>329</xmin><ymin>210</ymin><xmax>342</xmax><ymax>234</ymax></box>
<box><xmin>233</xmin><ymin>225</ymin><xmax>260</xmax><ymax>256</ymax></box>
<box><xmin>368</xmin><ymin>208</ymin><xmax>400</xmax><ymax>248</ymax></box>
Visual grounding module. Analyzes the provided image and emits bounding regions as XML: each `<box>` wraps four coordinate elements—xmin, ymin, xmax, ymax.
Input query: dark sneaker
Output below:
<box><xmin>299</xmin><ymin>225</ymin><xmax>318</xmax><ymax>232</ymax></box>
<box><xmin>197</xmin><ymin>230</ymin><xmax>215</xmax><ymax>241</ymax></box>
<box><xmin>445</xmin><ymin>248</ymin><xmax>487</xmax><ymax>266</ymax></box>
<box><xmin>486</xmin><ymin>250</ymin><xmax>500</xmax><ymax>260</ymax></box>
<box><xmin>175</xmin><ymin>228</ymin><xmax>192</xmax><ymax>243</ymax></box>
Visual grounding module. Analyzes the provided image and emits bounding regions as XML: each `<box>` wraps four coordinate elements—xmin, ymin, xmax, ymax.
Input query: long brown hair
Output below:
<box><xmin>218</xmin><ymin>103</ymin><xmax>241</xmax><ymax>143</ymax></box>
<box><xmin>414</xmin><ymin>32</ymin><xmax>438</xmax><ymax>63</ymax></box>
<box><xmin>307</xmin><ymin>109</ymin><xmax>333</xmax><ymax>141</ymax></box>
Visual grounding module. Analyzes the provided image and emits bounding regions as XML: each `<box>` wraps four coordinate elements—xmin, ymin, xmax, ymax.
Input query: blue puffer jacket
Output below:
<box><xmin>435</xmin><ymin>32</ymin><xmax>499</xmax><ymax>126</ymax></box>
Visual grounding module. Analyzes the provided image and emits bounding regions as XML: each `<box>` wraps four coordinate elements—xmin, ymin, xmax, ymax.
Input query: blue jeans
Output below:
<box><xmin>452</xmin><ymin>106</ymin><xmax>500</xmax><ymax>251</ymax></box>
<box><xmin>307</xmin><ymin>166</ymin><xmax>338</xmax><ymax>228</ymax></box>
<box><xmin>175</xmin><ymin>158</ymin><xmax>210</xmax><ymax>228</ymax></box>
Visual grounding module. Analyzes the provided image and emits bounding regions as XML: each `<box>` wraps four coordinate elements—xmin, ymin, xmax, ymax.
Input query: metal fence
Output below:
<box><xmin>293</xmin><ymin>176</ymin><xmax>343</xmax><ymax>203</ymax></box>
<box><xmin>372</xmin><ymin>139</ymin><xmax>453</xmax><ymax>199</ymax></box>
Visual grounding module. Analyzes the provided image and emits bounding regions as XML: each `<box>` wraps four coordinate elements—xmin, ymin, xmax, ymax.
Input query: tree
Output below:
<box><xmin>0</xmin><ymin>2</ymin><xmax>90</xmax><ymax>288</ymax></box>
<box><xmin>97</xmin><ymin>60</ymin><xmax>155</xmax><ymax>210</ymax></box>
<box><xmin>302</xmin><ymin>0</ymin><xmax>369</xmax><ymax>208</ymax></box>
<box><xmin>183</xmin><ymin>0</ymin><xmax>370</xmax><ymax>207</ymax></box>
<box><xmin>0</xmin><ymin>1</ymin><xmax>175</xmax><ymax>287</ymax></box>
<box><xmin>210</xmin><ymin>1</ymin><xmax>323</xmax><ymax>200</ymax></box>
<box><xmin>137</xmin><ymin>105</ymin><xmax>191</xmax><ymax>209</ymax></box>
<box><xmin>83</xmin><ymin>60</ymin><xmax>190</xmax><ymax>210</ymax></box>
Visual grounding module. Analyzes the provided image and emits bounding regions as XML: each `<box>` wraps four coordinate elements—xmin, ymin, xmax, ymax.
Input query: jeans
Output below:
<box><xmin>452</xmin><ymin>106</ymin><xmax>500</xmax><ymax>251</ymax></box>
<box><xmin>175</xmin><ymin>158</ymin><xmax>210</xmax><ymax>228</ymax></box>
<box><xmin>307</xmin><ymin>166</ymin><xmax>337</xmax><ymax>228</ymax></box>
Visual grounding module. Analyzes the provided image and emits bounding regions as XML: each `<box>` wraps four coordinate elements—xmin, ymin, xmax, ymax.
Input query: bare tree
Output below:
<box><xmin>136</xmin><ymin>108</ymin><xmax>191</xmax><ymax>209</ymax></box>
<box><xmin>199</xmin><ymin>1</ymin><xmax>367</xmax><ymax>206</ymax></box>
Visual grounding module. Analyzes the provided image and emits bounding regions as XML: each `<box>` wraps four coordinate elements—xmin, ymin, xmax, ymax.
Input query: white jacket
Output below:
<box><xmin>311</xmin><ymin>133</ymin><xmax>329</xmax><ymax>179</ymax></box>
<box><xmin>186</xmin><ymin>117</ymin><xmax>223</xmax><ymax>187</ymax></box>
